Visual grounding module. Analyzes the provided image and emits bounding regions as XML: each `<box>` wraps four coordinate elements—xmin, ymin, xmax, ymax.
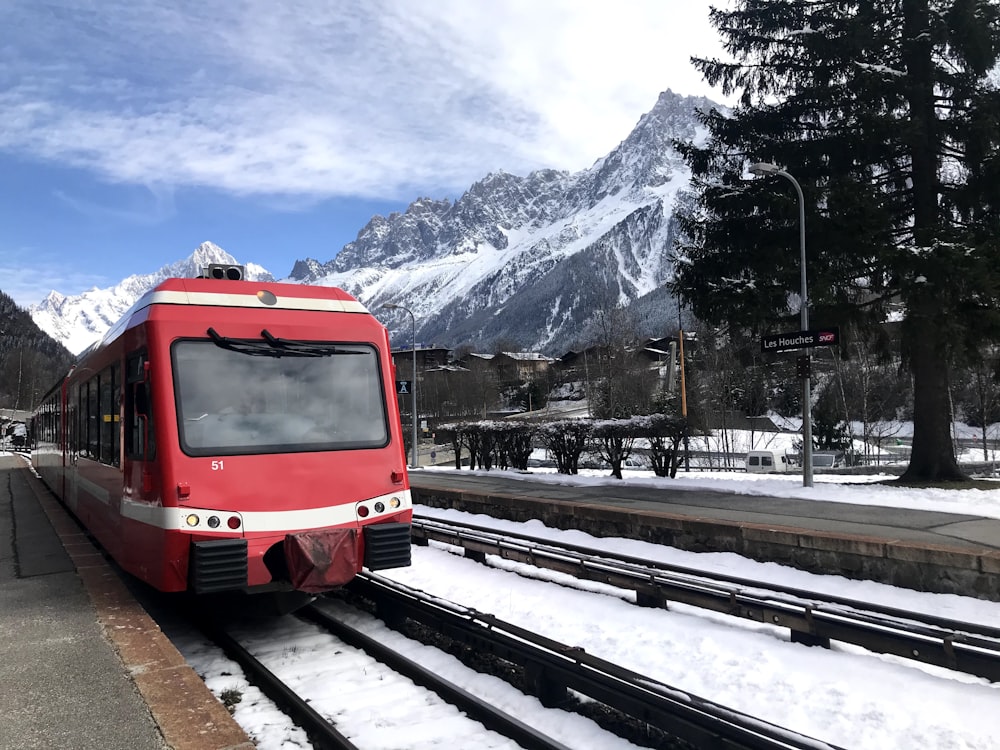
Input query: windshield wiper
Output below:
<box><xmin>207</xmin><ymin>327</ymin><xmax>283</xmax><ymax>357</ymax></box>
<box><xmin>205</xmin><ymin>327</ymin><xmax>365</xmax><ymax>357</ymax></box>
<box><xmin>260</xmin><ymin>329</ymin><xmax>364</xmax><ymax>357</ymax></box>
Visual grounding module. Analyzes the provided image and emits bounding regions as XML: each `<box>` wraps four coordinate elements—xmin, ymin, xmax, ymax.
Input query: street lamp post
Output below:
<box><xmin>749</xmin><ymin>162</ymin><xmax>813</xmax><ymax>487</ymax></box>
<box><xmin>381</xmin><ymin>303</ymin><xmax>419</xmax><ymax>469</ymax></box>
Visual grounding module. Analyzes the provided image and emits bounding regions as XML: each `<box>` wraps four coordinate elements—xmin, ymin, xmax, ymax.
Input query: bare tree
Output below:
<box><xmin>831</xmin><ymin>329</ymin><xmax>910</xmax><ymax>465</ymax></box>
<box><xmin>583</xmin><ymin>303</ymin><xmax>657</xmax><ymax>419</ymax></box>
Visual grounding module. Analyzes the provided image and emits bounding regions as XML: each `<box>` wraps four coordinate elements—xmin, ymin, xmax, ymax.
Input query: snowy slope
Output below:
<box><xmin>29</xmin><ymin>242</ymin><xmax>274</xmax><ymax>354</ymax></box>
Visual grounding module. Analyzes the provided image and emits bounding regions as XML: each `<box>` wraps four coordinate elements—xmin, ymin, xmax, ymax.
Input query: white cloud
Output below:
<box><xmin>52</xmin><ymin>182</ymin><xmax>176</xmax><ymax>224</ymax></box>
<box><xmin>0</xmin><ymin>0</ymin><xmax>729</xmax><ymax>200</ymax></box>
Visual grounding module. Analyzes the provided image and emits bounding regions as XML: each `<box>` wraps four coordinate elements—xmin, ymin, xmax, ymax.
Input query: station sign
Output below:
<box><xmin>395</xmin><ymin>380</ymin><xmax>412</xmax><ymax>394</ymax></box>
<box><xmin>761</xmin><ymin>327</ymin><xmax>840</xmax><ymax>353</ymax></box>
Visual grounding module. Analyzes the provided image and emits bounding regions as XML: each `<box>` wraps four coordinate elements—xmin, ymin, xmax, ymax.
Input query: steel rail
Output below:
<box><xmin>411</xmin><ymin>515</ymin><xmax>1000</xmax><ymax>682</ymax></box>
<box><xmin>349</xmin><ymin>573</ymin><xmax>846</xmax><ymax>750</ymax></box>
<box><xmin>192</xmin><ymin>619</ymin><xmax>360</xmax><ymax>750</ymax></box>
<box><xmin>299</xmin><ymin>604</ymin><xmax>573</xmax><ymax>750</ymax></box>
<box><xmin>414</xmin><ymin>514</ymin><xmax>1000</xmax><ymax>637</ymax></box>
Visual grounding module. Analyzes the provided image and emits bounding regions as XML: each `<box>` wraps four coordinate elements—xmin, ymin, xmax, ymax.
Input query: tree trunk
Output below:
<box><xmin>899</xmin><ymin>312</ymin><xmax>965</xmax><ymax>482</ymax></box>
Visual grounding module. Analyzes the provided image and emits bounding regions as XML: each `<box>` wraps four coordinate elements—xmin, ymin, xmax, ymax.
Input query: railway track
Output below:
<box><xmin>185</xmin><ymin>574</ymin><xmax>847</xmax><ymax>750</ymax></box>
<box><xmin>298</xmin><ymin>603</ymin><xmax>571</xmax><ymax>750</ymax></box>
<box><xmin>411</xmin><ymin>514</ymin><xmax>1000</xmax><ymax>682</ymax></box>
<box><xmin>191</xmin><ymin>618</ymin><xmax>360</xmax><ymax>750</ymax></box>
<box><xmin>187</xmin><ymin>601</ymin><xmax>572</xmax><ymax>750</ymax></box>
<box><xmin>342</xmin><ymin>572</ymin><xmax>845</xmax><ymax>750</ymax></box>
<box><xmin>171</xmin><ymin>514</ymin><xmax>997</xmax><ymax>748</ymax></box>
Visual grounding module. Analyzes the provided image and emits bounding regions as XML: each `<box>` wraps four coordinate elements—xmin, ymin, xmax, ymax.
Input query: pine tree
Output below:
<box><xmin>671</xmin><ymin>0</ymin><xmax>1000</xmax><ymax>482</ymax></box>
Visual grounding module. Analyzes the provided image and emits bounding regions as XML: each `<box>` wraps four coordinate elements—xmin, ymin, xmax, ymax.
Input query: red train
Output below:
<box><xmin>31</xmin><ymin>265</ymin><xmax>412</xmax><ymax>598</ymax></box>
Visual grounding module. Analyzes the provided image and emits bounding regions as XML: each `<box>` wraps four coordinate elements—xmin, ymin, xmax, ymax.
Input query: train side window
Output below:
<box><xmin>112</xmin><ymin>363</ymin><xmax>121</xmax><ymax>466</ymax></box>
<box><xmin>98</xmin><ymin>363</ymin><xmax>121</xmax><ymax>467</ymax></box>
<box><xmin>100</xmin><ymin>368</ymin><xmax>113</xmax><ymax>464</ymax></box>
<box><xmin>125</xmin><ymin>352</ymin><xmax>155</xmax><ymax>460</ymax></box>
<box><xmin>69</xmin><ymin>386</ymin><xmax>79</xmax><ymax>455</ymax></box>
<box><xmin>86</xmin><ymin>378</ymin><xmax>99</xmax><ymax>459</ymax></box>
<box><xmin>77</xmin><ymin>382</ymin><xmax>86</xmax><ymax>456</ymax></box>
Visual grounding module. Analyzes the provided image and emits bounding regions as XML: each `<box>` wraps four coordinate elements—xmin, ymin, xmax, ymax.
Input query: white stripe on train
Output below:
<box><xmin>120</xmin><ymin>489</ymin><xmax>412</xmax><ymax>532</ymax></box>
<box><xmin>147</xmin><ymin>290</ymin><xmax>370</xmax><ymax>314</ymax></box>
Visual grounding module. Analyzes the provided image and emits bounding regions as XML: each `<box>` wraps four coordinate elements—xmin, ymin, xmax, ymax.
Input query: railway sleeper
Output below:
<box><xmin>524</xmin><ymin>660</ymin><xmax>571</xmax><ymax>708</ymax></box>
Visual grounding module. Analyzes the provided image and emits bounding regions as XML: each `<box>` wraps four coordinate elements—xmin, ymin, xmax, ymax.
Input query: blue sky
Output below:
<box><xmin>1</xmin><ymin>1</ymin><xmax>728</xmax><ymax>308</ymax></box>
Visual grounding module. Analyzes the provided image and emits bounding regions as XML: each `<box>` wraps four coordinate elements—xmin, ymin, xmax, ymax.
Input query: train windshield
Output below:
<box><xmin>172</xmin><ymin>337</ymin><xmax>389</xmax><ymax>456</ymax></box>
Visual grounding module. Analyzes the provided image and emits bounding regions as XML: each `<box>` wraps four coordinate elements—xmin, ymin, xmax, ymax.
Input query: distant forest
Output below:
<box><xmin>0</xmin><ymin>291</ymin><xmax>75</xmax><ymax>412</ymax></box>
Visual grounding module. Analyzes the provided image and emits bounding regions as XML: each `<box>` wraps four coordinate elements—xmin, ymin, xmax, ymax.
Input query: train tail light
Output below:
<box><xmin>184</xmin><ymin>513</ymin><xmax>241</xmax><ymax>530</ymax></box>
<box><xmin>356</xmin><ymin>497</ymin><xmax>403</xmax><ymax>518</ymax></box>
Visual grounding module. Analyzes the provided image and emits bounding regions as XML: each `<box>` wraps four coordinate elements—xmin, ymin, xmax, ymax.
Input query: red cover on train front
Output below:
<box><xmin>284</xmin><ymin>528</ymin><xmax>359</xmax><ymax>592</ymax></box>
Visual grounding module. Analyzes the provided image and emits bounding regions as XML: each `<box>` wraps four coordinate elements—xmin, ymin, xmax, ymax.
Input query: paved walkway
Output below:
<box><xmin>0</xmin><ymin>454</ymin><xmax>252</xmax><ymax>750</ymax></box>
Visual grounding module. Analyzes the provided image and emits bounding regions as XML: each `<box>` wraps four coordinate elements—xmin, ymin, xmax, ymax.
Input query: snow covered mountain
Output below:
<box><xmin>289</xmin><ymin>89</ymin><xmax>714</xmax><ymax>352</ymax></box>
<box><xmin>30</xmin><ymin>89</ymin><xmax>717</xmax><ymax>355</ymax></box>
<box><xmin>29</xmin><ymin>242</ymin><xmax>274</xmax><ymax>354</ymax></box>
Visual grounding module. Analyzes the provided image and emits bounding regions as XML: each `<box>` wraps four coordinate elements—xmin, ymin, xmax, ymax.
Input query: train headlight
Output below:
<box><xmin>374</xmin><ymin>501</ymin><xmax>385</xmax><ymax>513</ymax></box>
<box><xmin>185</xmin><ymin>514</ymin><xmax>200</xmax><ymax>527</ymax></box>
<box><xmin>357</xmin><ymin>505</ymin><xmax>370</xmax><ymax>518</ymax></box>
<box><xmin>228</xmin><ymin>516</ymin><xmax>241</xmax><ymax>530</ymax></box>
<box><xmin>207</xmin><ymin>516</ymin><xmax>220</xmax><ymax>529</ymax></box>
<box><xmin>389</xmin><ymin>497</ymin><xmax>401</xmax><ymax>509</ymax></box>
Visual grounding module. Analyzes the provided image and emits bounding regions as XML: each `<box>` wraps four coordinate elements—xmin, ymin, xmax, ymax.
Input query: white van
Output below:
<box><xmin>812</xmin><ymin>451</ymin><xmax>845</xmax><ymax>469</ymax></box>
<box><xmin>745</xmin><ymin>450</ymin><xmax>793</xmax><ymax>473</ymax></box>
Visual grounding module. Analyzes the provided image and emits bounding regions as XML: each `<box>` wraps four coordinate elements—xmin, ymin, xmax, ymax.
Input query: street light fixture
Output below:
<box><xmin>381</xmin><ymin>303</ymin><xmax>419</xmax><ymax>469</ymax></box>
<box><xmin>749</xmin><ymin>161</ymin><xmax>814</xmax><ymax>487</ymax></box>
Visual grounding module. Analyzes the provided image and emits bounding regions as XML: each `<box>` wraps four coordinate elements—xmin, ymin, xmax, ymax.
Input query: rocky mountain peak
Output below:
<box><xmin>29</xmin><ymin>243</ymin><xmax>275</xmax><ymax>354</ymax></box>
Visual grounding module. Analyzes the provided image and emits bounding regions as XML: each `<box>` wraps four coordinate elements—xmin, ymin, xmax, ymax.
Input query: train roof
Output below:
<box><xmin>149</xmin><ymin>277</ymin><xmax>365</xmax><ymax>306</ymax></box>
<box><xmin>81</xmin><ymin>278</ymin><xmax>373</xmax><ymax>360</ymax></box>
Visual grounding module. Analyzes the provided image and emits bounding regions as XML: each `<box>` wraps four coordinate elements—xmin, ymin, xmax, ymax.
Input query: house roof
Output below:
<box><xmin>499</xmin><ymin>351</ymin><xmax>554</xmax><ymax>362</ymax></box>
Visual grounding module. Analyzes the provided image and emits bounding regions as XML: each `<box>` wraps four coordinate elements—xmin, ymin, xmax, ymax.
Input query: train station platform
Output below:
<box><xmin>409</xmin><ymin>469</ymin><xmax>1000</xmax><ymax>601</ymax></box>
<box><xmin>0</xmin><ymin>454</ymin><xmax>252</xmax><ymax>750</ymax></box>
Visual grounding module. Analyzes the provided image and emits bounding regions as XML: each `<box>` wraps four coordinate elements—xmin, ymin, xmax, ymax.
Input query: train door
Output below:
<box><xmin>120</xmin><ymin>350</ymin><xmax>164</xmax><ymax>577</ymax></box>
<box><xmin>123</xmin><ymin>350</ymin><xmax>157</xmax><ymax>499</ymax></box>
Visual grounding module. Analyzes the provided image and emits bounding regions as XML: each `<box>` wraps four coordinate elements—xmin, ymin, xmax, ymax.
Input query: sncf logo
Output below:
<box><xmin>818</xmin><ymin>331</ymin><xmax>835</xmax><ymax>343</ymax></box>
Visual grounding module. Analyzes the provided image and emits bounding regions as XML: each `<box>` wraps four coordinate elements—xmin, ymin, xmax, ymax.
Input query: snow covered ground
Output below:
<box><xmin>174</xmin><ymin>465</ymin><xmax>1000</xmax><ymax>750</ymax></box>
<box><xmin>450</xmin><ymin>459</ymin><xmax>1000</xmax><ymax>521</ymax></box>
